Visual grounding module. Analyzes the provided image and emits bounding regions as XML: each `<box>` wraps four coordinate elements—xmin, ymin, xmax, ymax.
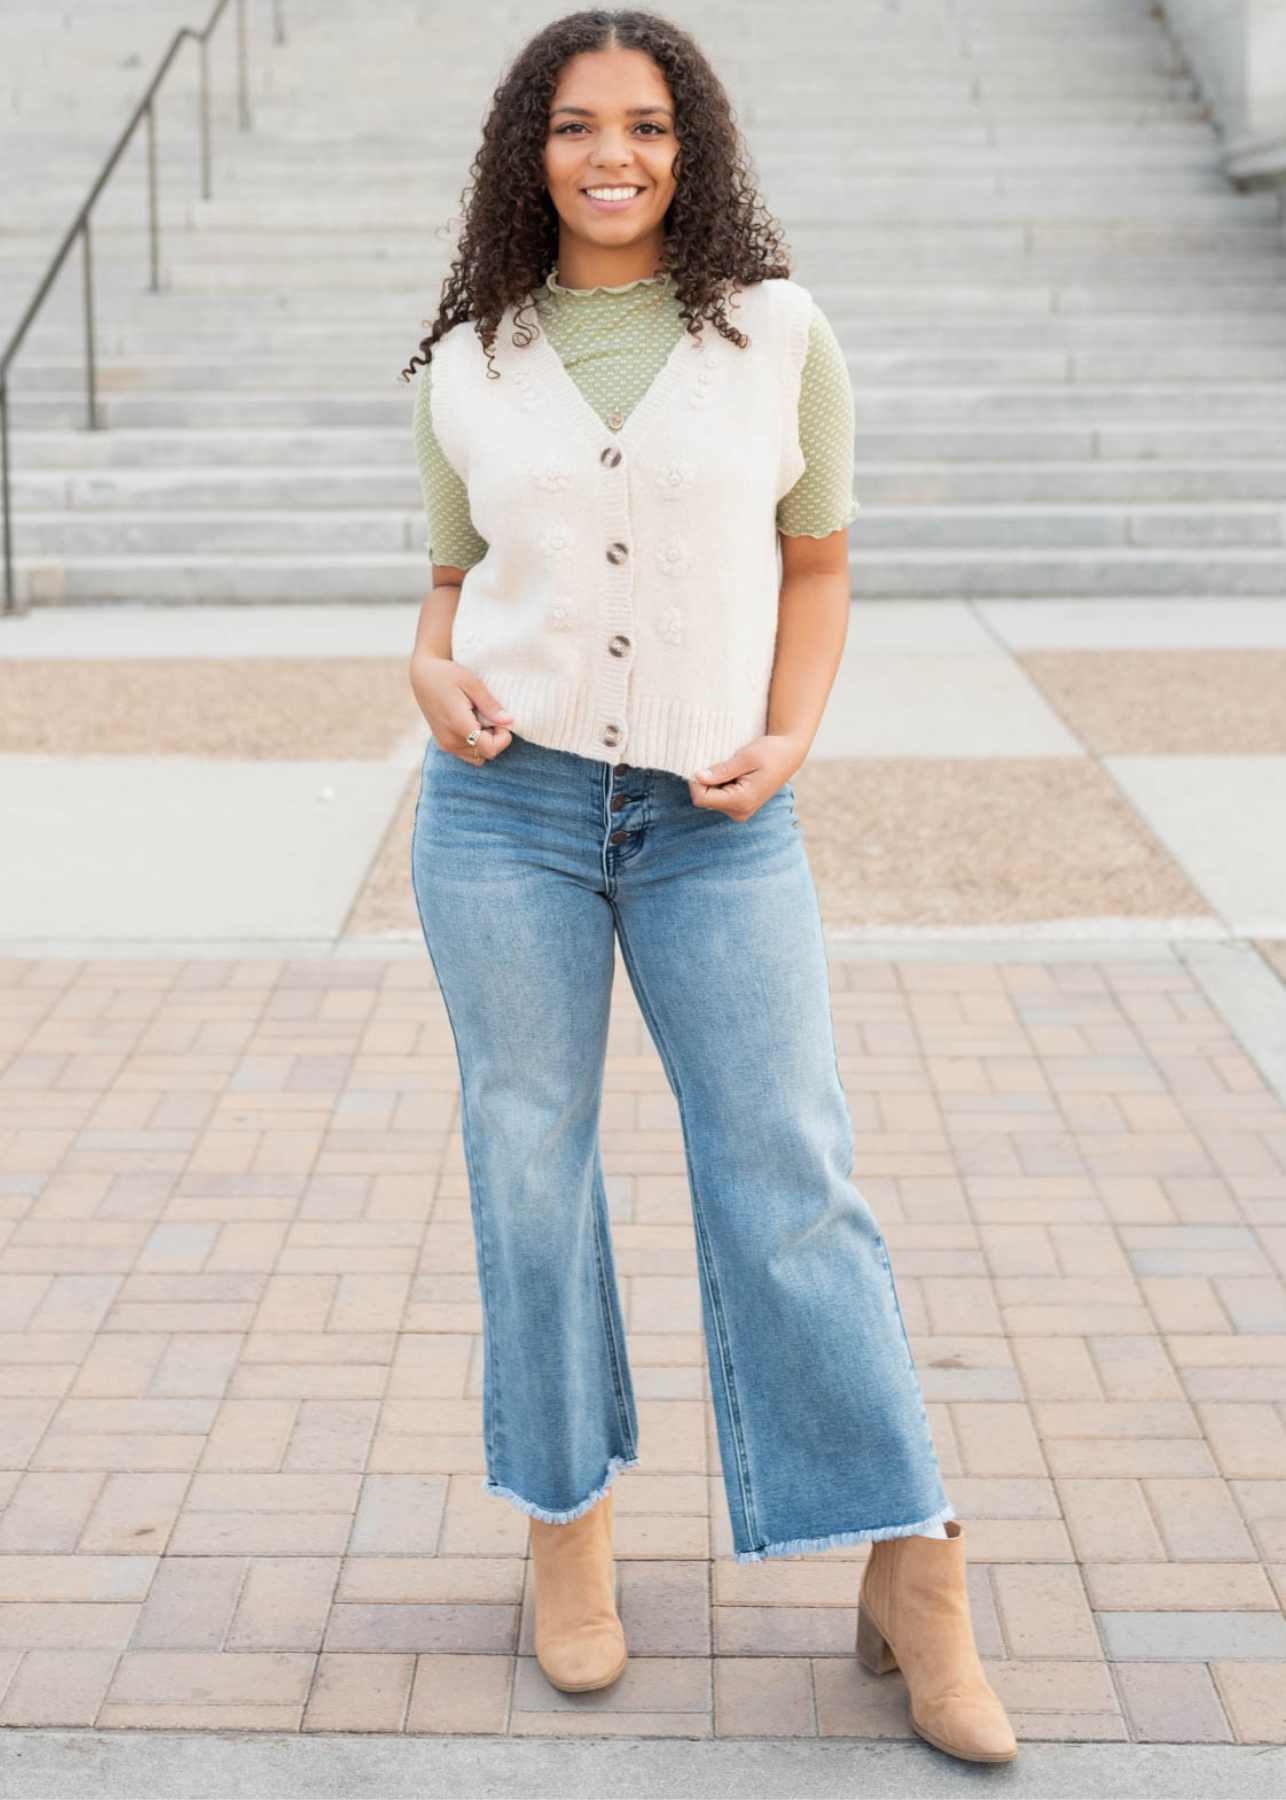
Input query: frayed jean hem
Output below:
<box><xmin>480</xmin><ymin>1453</ymin><xmax>641</xmax><ymax>1525</ymax></box>
<box><xmin>732</xmin><ymin>1500</ymin><xmax>957</xmax><ymax>1565</ymax></box>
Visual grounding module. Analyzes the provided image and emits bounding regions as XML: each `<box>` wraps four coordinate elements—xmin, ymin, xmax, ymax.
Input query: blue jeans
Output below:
<box><xmin>409</xmin><ymin>730</ymin><xmax>951</xmax><ymax>1563</ymax></box>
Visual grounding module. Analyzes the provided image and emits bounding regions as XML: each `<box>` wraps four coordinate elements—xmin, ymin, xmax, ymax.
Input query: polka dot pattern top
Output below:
<box><xmin>413</xmin><ymin>265</ymin><xmax>859</xmax><ymax>570</ymax></box>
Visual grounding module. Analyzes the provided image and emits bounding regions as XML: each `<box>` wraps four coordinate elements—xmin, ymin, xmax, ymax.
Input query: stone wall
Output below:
<box><xmin>1164</xmin><ymin>0</ymin><xmax>1286</xmax><ymax>182</ymax></box>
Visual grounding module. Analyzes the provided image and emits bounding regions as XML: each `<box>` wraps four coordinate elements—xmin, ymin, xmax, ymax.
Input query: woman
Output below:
<box><xmin>400</xmin><ymin>8</ymin><xmax>1017</xmax><ymax>1766</ymax></box>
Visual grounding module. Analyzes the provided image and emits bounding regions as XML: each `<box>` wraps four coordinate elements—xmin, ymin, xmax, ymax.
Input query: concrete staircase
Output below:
<box><xmin>4</xmin><ymin>0</ymin><xmax>1285</xmax><ymax>606</ymax></box>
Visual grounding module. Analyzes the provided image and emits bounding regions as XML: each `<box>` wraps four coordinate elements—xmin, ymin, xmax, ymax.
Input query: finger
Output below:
<box><xmin>445</xmin><ymin>721</ymin><xmax>511</xmax><ymax>762</ymax></box>
<box><xmin>689</xmin><ymin>778</ymin><xmax>747</xmax><ymax>817</ymax></box>
<box><xmin>693</xmin><ymin>753</ymin><xmax>755</xmax><ymax>787</ymax></box>
<box><xmin>459</xmin><ymin>674</ymin><xmax>513</xmax><ymax>726</ymax></box>
<box><xmin>471</xmin><ymin>725</ymin><xmax>512</xmax><ymax>760</ymax></box>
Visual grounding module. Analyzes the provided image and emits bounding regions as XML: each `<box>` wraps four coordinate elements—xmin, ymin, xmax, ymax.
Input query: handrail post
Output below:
<box><xmin>146</xmin><ymin>99</ymin><xmax>160</xmax><ymax>292</ymax></box>
<box><xmin>237</xmin><ymin>0</ymin><xmax>251</xmax><ymax>130</ymax></box>
<box><xmin>82</xmin><ymin>221</ymin><xmax>99</xmax><ymax>432</ymax></box>
<box><xmin>1</xmin><ymin>382</ymin><xmax>14</xmax><ymax>613</ymax></box>
<box><xmin>199</xmin><ymin>34</ymin><xmax>212</xmax><ymax>200</ymax></box>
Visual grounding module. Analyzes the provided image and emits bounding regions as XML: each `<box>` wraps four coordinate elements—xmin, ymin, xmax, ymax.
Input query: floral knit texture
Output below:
<box><xmin>413</xmin><ymin>264</ymin><xmax>859</xmax><ymax>569</ymax></box>
<box><xmin>420</xmin><ymin>273</ymin><xmax>817</xmax><ymax>780</ymax></box>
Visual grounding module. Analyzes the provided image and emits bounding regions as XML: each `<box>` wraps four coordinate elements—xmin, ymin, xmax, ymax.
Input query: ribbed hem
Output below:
<box><xmin>732</xmin><ymin>1501</ymin><xmax>957</xmax><ymax>1565</ymax></box>
<box><xmin>473</xmin><ymin>662</ymin><xmax>767</xmax><ymax>783</ymax></box>
<box><xmin>480</xmin><ymin>1453</ymin><xmax>640</xmax><ymax>1525</ymax></box>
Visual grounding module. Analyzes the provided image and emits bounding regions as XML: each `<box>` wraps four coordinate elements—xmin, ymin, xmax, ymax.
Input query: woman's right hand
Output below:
<box><xmin>410</xmin><ymin>653</ymin><xmax>514</xmax><ymax>762</ymax></box>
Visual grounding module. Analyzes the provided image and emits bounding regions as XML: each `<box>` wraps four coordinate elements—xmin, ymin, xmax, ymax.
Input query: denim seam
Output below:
<box><xmin>874</xmin><ymin>1228</ymin><xmax>950</xmax><ymax>1488</ymax></box>
<box><xmin>408</xmin><ymin>761</ymin><xmax>505</xmax><ymax>1483</ymax></box>
<box><xmin>610</xmin><ymin>906</ymin><xmax>761</xmax><ymax>1553</ymax></box>
<box><xmin>457</xmin><ymin>1077</ymin><xmax>504</xmax><ymax>1480</ymax></box>
<box><xmin>590</xmin><ymin>1160</ymin><xmax>639</xmax><ymax>1458</ymax></box>
<box><xmin>599</xmin><ymin>763</ymin><xmax>615</xmax><ymax>898</ymax></box>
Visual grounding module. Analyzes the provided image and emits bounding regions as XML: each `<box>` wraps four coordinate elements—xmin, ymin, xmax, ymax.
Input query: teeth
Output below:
<box><xmin>585</xmin><ymin>186</ymin><xmax>641</xmax><ymax>200</ymax></box>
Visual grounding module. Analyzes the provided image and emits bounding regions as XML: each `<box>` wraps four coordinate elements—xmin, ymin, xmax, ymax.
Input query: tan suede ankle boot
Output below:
<box><xmin>528</xmin><ymin>1489</ymin><xmax>628</xmax><ymax>1693</ymax></box>
<box><xmin>857</xmin><ymin>1520</ymin><xmax>1017</xmax><ymax>1763</ymax></box>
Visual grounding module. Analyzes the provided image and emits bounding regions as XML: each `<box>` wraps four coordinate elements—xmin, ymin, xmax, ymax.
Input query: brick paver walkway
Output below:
<box><xmin>2</xmin><ymin>948</ymin><xmax>1284</xmax><ymax>1742</ymax></box>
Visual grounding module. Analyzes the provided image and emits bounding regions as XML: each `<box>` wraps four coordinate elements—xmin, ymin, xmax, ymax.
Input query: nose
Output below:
<box><xmin>589</xmin><ymin>125</ymin><xmax>635</xmax><ymax>166</ymax></box>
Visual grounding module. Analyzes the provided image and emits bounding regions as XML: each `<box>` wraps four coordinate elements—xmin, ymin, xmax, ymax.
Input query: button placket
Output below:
<box><xmin>597</xmin><ymin>438</ymin><xmax>634</xmax><ymax>756</ymax></box>
<box><xmin>606</xmin><ymin>757</ymin><xmax>643</xmax><ymax>850</ymax></box>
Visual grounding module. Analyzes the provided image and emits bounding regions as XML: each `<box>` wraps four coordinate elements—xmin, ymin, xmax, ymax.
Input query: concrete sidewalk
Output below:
<box><xmin>4</xmin><ymin>1733</ymin><xmax>1286</xmax><ymax>1798</ymax></box>
<box><xmin>2</xmin><ymin>597</ymin><xmax>1285</xmax><ymax>951</ymax></box>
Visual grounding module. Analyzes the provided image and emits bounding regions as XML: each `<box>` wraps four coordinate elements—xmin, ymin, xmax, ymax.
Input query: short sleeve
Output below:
<box><xmin>413</xmin><ymin>362</ymin><xmax>490</xmax><ymax>571</ymax></box>
<box><xmin>775</xmin><ymin>302</ymin><xmax>860</xmax><ymax>539</ymax></box>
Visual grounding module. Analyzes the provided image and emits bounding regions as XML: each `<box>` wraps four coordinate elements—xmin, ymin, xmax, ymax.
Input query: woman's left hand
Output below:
<box><xmin>688</xmin><ymin>732</ymin><xmax>806</xmax><ymax>822</ymax></box>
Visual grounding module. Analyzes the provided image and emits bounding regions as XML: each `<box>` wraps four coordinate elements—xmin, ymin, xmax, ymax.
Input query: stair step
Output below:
<box><xmin>13</xmin><ymin>548</ymin><xmax>1286</xmax><ymax>608</ymax></box>
<box><xmin>846</xmin><ymin>550</ymin><xmax>1286</xmax><ymax>598</ymax></box>
<box><xmin>12</xmin><ymin>420</ymin><xmax>1286</xmax><ymax>470</ymax></box>
<box><xmin>12</xmin><ymin>460</ymin><xmax>1283</xmax><ymax>511</ymax></box>
<box><xmin>8</xmin><ymin>503</ymin><xmax>1283</xmax><ymax>557</ymax></box>
<box><xmin>12</xmin><ymin>380</ymin><xmax>1286</xmax><ymax>431</ymax></box>
<box><xmin>6</xmin><ymin>0</ymin><xmax>1284</xmax><ymax>612</ymax></box>
<box><xmin>15</xmin><ymin>347</ymin><xmax>1286</xmax><ymax>391</ymax></box>
<box><xmin>1</xmin><ymin>429</ymin><xmax>413</xmax><ymax>469</ymax></box>
<box><xmin>16</xmin><ymin>316</ymin><xmax>1286</xmax><ymax>359</ymax></box>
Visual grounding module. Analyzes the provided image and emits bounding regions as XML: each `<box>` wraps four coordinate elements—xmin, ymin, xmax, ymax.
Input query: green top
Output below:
<box><xmin>413</xmin><ymin>265</ymin><xmax>859</xmax><ymax>570</ymax></box>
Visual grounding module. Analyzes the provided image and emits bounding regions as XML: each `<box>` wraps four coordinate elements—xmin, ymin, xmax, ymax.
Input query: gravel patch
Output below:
<box><xmin>0</xmin><ymin>659</ymin><xmax>422</xmax><ymax>758</ymax></box>
<box><xmin>1021</xmin><ymin>652</ymin><xmax>1286</xmax><ymax>756</ymax></box>
<box><xmin>792</xmin><ymin>758</ymin><xmax>1210</xmax><ymax>928</ymax></box>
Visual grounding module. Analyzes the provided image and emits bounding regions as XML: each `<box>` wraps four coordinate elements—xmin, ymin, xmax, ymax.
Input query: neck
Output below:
<box><xmin>554</xmin><ymin>230</ymin><xmax>668</xmax><ymax>291</ymax></box>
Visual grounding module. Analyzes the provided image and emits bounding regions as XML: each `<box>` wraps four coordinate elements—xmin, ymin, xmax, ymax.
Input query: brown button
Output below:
<box><xmin>611</xmin><ymin>794</ymin><xmax>627</xmax><ymax>812</ymax></box>
<box><xmin>606</xmin><ymin>542</ymin><xmax>629</xmax><ymax>565</ymax></box>
<box><xmin>608</xmin><ymin>634</ymin><xmax>631</xmax><ymax>658</ymax></box>
<box><xmin>614</xmin><ymin>762</ymin><xmax>629</xmax><ymax>774</ymax></box>
<box><xmin>609</xmin><ymin>830</ymin><xmax>630</xmax><ymax>845</ymax></box>
<box><xmin>600</xmin><ymin>446</ymin><xmax>622</xmax><ymax>467</ymax></box>
<box><xmin>602</xmin><ymin>725</ymin><xmax>622</xmax><ymax>747</ymax></box>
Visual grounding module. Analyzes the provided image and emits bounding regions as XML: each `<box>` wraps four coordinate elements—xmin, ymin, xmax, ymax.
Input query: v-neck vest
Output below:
<box><xmin>427</xmin><ymin>275</ymin><xmax>815</xmax><ymax>779</ymax></box>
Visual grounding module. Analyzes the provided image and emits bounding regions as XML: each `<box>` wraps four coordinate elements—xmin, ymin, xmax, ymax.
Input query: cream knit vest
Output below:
<box><xmin>427</xmin><ymin>275</ymin><xmax>816</xmax><ymax>779</ymax></box>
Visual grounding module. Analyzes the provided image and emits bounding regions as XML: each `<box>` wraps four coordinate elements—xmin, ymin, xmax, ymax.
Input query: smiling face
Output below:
<box><xmin>543</xmin><ymin>46</ymin><xmax>680</xmax><ymax>275</ymax></box>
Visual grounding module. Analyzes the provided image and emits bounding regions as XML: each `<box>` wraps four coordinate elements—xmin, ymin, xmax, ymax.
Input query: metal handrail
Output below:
<box><xmin>0</xmin><ymin>0</ymin><xmax>288</xmax><ymax>614</ymax></box>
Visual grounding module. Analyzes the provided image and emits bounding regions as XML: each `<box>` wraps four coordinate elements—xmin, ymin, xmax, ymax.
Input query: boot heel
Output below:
<box><xmin>856</xmin><ymin>1601</ymin><xmax>898</xmax><ymax>1675</ymax></box>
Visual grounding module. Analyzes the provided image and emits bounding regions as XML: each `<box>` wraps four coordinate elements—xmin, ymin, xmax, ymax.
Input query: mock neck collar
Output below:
<box><xmin>542</xmin><ymin>264</ymin><xmax>672</xmax><ymax>298</ymax></box>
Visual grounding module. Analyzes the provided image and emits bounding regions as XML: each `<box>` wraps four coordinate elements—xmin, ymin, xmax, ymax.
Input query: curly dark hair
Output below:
<box><xmin>398</xmin><ymin>7</ymin><xmax>791</xmax><ymax>382</ymax></box>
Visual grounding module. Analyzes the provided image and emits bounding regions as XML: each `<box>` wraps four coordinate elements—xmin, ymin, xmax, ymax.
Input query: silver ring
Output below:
<box><xmin>466</xmin><ymin>727</ymin><xmax>482</xmax><ymax>747</ymax></box>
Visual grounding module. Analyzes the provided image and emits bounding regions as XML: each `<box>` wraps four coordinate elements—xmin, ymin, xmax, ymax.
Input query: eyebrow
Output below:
<box><xmin>550</xmin><ymin>104</ymin><xmax>673</xmax><ymax>118</ymax></box>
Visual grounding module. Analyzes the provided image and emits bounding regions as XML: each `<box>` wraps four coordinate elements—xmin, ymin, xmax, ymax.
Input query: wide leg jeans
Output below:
<box><xmin>410</xmin><ymin>729</ymin><xmax>950</xmax><ymax>1562</ymax></box>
